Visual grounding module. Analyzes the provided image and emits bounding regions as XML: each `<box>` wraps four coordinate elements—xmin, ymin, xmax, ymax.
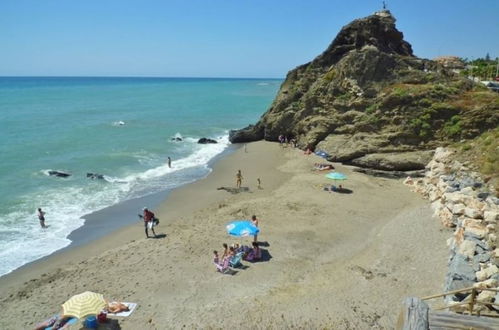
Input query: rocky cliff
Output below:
<box><xmin>230</xmin><ymin>10</ymin><xmax>499</xmax><ymax>171</ymax></box>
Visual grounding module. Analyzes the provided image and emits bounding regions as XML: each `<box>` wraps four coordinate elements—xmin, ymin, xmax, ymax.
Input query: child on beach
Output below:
<box><xmin>213</xmin><ymin>250</ymin><xmax>219</xmax><ymax>265</ymax></box>
<box><xmin>236</xmin><ymin>170</ymin><xmax>243</xmax><ymax>189</ymax></box>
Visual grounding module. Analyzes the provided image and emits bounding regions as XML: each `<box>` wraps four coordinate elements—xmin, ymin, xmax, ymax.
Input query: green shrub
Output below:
<box><xmin>323</xmin><ymin>69</ymin><xmax>336</xmax><ymax>82</ymax></box>
<box><xmin>336</xmin><ymin>93</ymin><xmax>351</xmax><ymax>101</ymax></box>
<box><xmin>442</xmin><ymin>115</ymin><xmax>462</xmax><ymax>138</ymax></box>
<box><xmin>365</xmin><ymin>103</ymin><xmax>379</xmax><ymax>114</ymax></box>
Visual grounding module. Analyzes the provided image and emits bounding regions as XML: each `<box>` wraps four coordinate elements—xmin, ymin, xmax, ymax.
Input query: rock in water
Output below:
<box><xmin>86</xmin><ymin>173</ymin><xmax>105</xmax><ymax>180</ymax></box>
<box><xmin>229</xmin><ymin>10</ymin><xmax>498</xmax><ymax>171</ymax></box>
<box><xmin>198</xmin><ymin>138</ymin><xmax>217</xmax><ymax>144</ymax></box>
<box><xmin>48</xmin><ymin>170</ymin><xmax>71</xmax><ymax>178</ymax></box>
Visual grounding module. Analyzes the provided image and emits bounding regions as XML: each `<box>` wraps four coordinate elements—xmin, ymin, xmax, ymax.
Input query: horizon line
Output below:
<box><xmin>0</xmin><ymin>75</ymin><xmax>284</xmax><ymax>80</ymax></box>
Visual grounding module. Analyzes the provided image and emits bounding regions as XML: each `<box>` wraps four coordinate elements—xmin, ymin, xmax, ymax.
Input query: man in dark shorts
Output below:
<box><xmin>38</xmin><ymin>208</ymin><xmax>47</xmax><ymax>228</ymax></box>
<box><xmin>142</xmin><ymin>207</ymin><xmax>157</xmax><ymax>238</ymax></box>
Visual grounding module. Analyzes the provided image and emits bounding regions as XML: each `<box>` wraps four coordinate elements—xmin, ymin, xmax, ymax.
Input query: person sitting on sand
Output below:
<box><xmin>304</xmin><ymin>147</ymin><xmax>312</xmax><ymax>155</ymax></box>
<box><xmin>221</xmin><ymin>243</ymin><xmax>229</xmax><ymax>261</ymax></box>
<box><xmin>213</xmin><ymin>250</ymin><xmax>220</xmax><ymax>265</ymax></box>
<box><xmin>228</xmin><ymin>246</ymin><xmax>236</xmax><ymax>258</ymax></box>
<box><xmin>244</xmin><ymin>242</ymin><xmax>262</xmax><ymax>261</ymax></box>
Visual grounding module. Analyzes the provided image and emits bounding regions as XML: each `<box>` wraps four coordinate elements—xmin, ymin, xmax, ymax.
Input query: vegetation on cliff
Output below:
<box><xmin>230</xmin><ymin>10</ymin><xmax>499</xmax><ymax>171</ymax></box>
<box><xmin>455</xmin><ymin>128</ymin><xmax>499</xmax><ymax>195</ymax></box>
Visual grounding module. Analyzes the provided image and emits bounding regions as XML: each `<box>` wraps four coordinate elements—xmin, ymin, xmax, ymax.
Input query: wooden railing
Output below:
<box><xmin>397</xmin><ymin>288</ymin><xmax>499</xmax><ymax>330</ymax></box>
<box><xmin>421</xmin><ymin>286</ymin><xmax>499</xmax><ymax>317</ymax></box>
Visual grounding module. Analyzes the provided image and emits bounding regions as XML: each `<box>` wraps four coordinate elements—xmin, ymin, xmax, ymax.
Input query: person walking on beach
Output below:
<box><xmin>142</xmin><ymin>207</ymin><xmax>157</xmax><ymax>238</ymax></box>
<box><xmin>167</xmin><ymin>157</ymin><xmax>171</xmax><ymax>168</ymax></box>
<box><xmin>37</xmin><ymin>208</ymin><xmax>47</xmax><ymax>228</ymax></box>
<box><xmin>257</xmin><ymin>178</ymin><xmax>262</xmax><ymax>189</ymax></box>
<box><xmin>236</xmin><ymin>170</ymin><xmax>243</xmax><ymax>189</ymax></box>
<box><xmin>251</xmin><ymin>215</ymin><xmax>259</xmax><ymax>242</ymax></box>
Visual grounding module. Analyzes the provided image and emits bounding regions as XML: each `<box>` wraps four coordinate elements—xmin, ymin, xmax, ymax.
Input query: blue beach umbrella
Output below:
<box><xmin>226</xmin><ymin>220</ymin><xmax>260</xmax><ymax>237</ymax></box>
<box><xmin>325</xmin><ymin>172</ymin><xmax>347</xmax><ymax>180</ymax></box>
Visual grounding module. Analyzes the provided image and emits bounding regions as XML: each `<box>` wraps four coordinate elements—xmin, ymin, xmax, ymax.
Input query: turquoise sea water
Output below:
<box><xmin>0</xmin><ymin>77</ymin><xmax>280</xmax><ymax>276</ymax></box>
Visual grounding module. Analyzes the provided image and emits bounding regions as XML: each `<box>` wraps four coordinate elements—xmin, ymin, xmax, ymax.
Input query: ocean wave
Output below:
<box><xmin>0</xmin><ymin>134</ymin><xmax>230</xmax><ymax>277</ymax></box>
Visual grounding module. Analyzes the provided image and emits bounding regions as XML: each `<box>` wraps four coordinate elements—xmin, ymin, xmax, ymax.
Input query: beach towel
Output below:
<box><xmin>44</xmin><ymin>316</ymin><xmax>77</xmax><ymax>330</ymax></box>
<box><xmin>107</xmin><ymin>302</ymin><xmax>137</xmax><ymax>317</ymax></box>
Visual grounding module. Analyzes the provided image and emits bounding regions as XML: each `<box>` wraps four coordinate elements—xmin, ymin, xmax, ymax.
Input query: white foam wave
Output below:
<box><xmin>0</xmin><ymin>134</ymin><xmax>231</xmax><ymax>276</ymax></box>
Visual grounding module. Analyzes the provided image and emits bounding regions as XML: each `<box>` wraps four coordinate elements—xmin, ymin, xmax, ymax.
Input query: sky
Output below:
<box><xmin>1</xmin><ymin>0</ymin><xmax>498</xmax><ymax>78</ymax></box>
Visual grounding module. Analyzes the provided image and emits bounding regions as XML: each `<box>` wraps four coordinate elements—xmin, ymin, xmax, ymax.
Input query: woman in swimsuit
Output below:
<box><xmin>236</xmin><ymin>170</ymin><xmax>243</xmax><ymax>188</ymax></box>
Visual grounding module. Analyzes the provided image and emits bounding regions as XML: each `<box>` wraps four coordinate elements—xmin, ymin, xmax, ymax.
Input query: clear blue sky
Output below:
<box><xmin>1</xmin><ymin>0</ymin><xmax>498</xmax><ymax>78</ymax></box>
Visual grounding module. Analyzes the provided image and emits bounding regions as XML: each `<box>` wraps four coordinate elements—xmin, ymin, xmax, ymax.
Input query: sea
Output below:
<box><xmin>0</xmin><ymin>77</ymin><xmax>281</xmax><ymax>277</ymax></box>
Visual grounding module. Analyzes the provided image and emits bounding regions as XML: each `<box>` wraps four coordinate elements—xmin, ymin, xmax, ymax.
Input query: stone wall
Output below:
<box><xmin>404</xmin><ymin>147</ymin><xmax>499</xmax><ymax>313</ymax></box>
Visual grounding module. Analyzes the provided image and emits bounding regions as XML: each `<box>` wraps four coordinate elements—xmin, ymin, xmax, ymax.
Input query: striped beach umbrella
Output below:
<box><xmin>62</xmin><ymin>291</ymin><xmax>106</xmax><ymax>319</ymax></box>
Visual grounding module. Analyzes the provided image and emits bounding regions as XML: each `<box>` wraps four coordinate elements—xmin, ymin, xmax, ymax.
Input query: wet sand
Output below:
<box><xmin>0</xmin><ymin>141</ymin><xmax>450</xmax><ymax>329</ymax></box>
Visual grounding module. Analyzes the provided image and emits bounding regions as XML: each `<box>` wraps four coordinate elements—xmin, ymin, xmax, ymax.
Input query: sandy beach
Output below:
<box><xmin>0</xmin><ymin>141</ymin><xmax>450</xmax><ymax>329</ymax></box>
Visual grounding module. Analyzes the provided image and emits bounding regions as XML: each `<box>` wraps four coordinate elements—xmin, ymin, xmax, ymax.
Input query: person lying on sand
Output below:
<box><xmin>34</xmin><ymin>313</ymin><xmax>72</xmax><ymax>330</ymax></box>
<box><xmin>313</xmin><ymin>163</ymin><xmax>334</xmax><ymax>171</ymax></box>
<box><xmin>106</xmin><ymin>301</ymin><xmax>130</xmax><ymax>314</ymax></box>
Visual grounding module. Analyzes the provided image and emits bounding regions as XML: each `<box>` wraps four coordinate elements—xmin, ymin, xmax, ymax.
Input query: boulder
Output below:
<box><xmin>349</xmin><ymin>150</ymin><xmax>434</xmax><ymax>171</ymax></box>
<box><xmin>473</xmin><ymin>278</ymin><xmax>497</xmax><ymax>289</ymax></box>
<box><xmin>433</xmin><ymin>147</ymin><xmax>454</xmax><ymax>163</ymax></box>
<box><xmin>443</xmin><ymin>192</ymin><xmax>464</xmax><ymax>204</ymax></box>
<box><xmin>352</xmin><ymin>167</ymin><xmax>425</xmax><ymax>178</ymax></box>
<box><xmin>464</xmin><ymin>225</ymin><xmax>487</xmax><ymax>239</ymax></box>
<box><xmin>476</xmin><ymin>264</ymin><xmax>499</xmax><ymax>281</ymax></box>
<box><xmin>476</xmin><ymin>290</ymin><xmax>496</xmax><ymax>303</ymax></box>
<box><xmin>447</xmin><ymin>254</ymin><xmax>476</xmax><ymax>282</ymax></box>
<box><xmin>197</xmin><ymin>138</ymin><xmax>218</xmax><ymax>144</ymax></box>
<box><xmin>457</xmin><ymin>240</ymin><xmax>476</xmax><ymax>259</ymax></box>
<box><xmin>473</xmin><ymin>252</ymin><xmax>491</xmax><ymax>264</ymax></box>
<box><xmin>464</xmin><ymin>207</ymin><xmax>483</xmax><ymax>219</ymax></box>
<box><xmin>451</xmin><ymin>203</ymin><xmax>466</xmax><ymax>216</ymax></box>
<box><xmin>229</xmin><ymin>125</ymin><xmax>263</xmax><ymax>143</ymax></box>
<box><xmin>484</xmin><ymin>210</ymin><xmax>498</xmax><ymax>223</ymax></box>
<box><xmin>48</xmin><ymin>170</ymin><xmax>71</xmax><ymax>178</ymax></box>
<box><xmin>438</xmin><ymin>207</ymin><xmax>455</xmax><ymax>227</ymax></box>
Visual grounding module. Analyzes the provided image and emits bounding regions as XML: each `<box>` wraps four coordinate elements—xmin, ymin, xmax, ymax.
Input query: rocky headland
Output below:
<box><xmin>230</xmin><ymin>10</ymin><xmax>498</xmax><ymax>172</ymax></box>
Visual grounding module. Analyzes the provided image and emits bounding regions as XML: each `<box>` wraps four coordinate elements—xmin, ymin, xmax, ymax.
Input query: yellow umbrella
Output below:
<box><xmin>62</xmin><ymin>291</ymin><xmax>106</xmax><ymax>319</ymax></box>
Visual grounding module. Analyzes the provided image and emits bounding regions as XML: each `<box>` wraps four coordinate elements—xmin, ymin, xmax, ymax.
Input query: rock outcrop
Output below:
<box><xmin>198</xmin><ymin>138</ymin><xmax>217</xmax><ymax>144</ymax></box>
<box><xmin>404</xmin><ymin>147</ymin><xmax>499</xmax><ymax>312</ymax></box>
<box><xmin>230</xmin><ymin>10</ymin><xmax>499</xmax><ymax>171</ymax></box>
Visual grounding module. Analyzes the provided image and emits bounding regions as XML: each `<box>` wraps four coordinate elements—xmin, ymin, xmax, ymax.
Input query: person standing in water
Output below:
<box><xmin>37</xmin><ymin>208</ymin><xmax>47</xmax><ymax>228</ymax></box>
<box><xmin>167</xmin><ymin>157</ymin><xmax>171</xmax><ymax>168</ymax></box>
<box><xmin>236</xmin><ymin>170</ymin><xmax>243</xmax><ymax>189</ymax></box>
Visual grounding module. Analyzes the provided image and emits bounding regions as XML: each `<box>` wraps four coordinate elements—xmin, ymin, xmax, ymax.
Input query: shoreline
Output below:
<box><xmin>0</xmin><ymin>141</ymin><xmax>450</xmax><ymax>328</ymax></box>
<box><xmin>0</xmin><ymin>144</ymin><xmax>239</xmax><ymax>279</ymax></box>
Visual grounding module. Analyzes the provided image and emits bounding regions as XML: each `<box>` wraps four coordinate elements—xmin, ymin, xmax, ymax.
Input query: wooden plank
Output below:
<box><xmin>429</xmin><ymin>311</ymin><xmax>499</xmax><ymax>330</ymax></box>
<box><xmin>397</xmin><ymin>297</ymin><xmax>429</xmax><ymax>330</ymax></box>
